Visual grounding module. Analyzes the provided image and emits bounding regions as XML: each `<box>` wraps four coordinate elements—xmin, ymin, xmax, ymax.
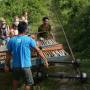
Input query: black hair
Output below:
<box><xmin>12</xmin><ymin>24</ymin><xmax>17</xmax><ymax>28</ymax></box>
<box><xmin>18</xmin><ymin>21</ymin><xmax>27</xmax><ymax>33</ymax></box>
<box><xmin>42</xmin><ymin>16</ymin><xmax>49</xmax><ymax>21</ymax></box>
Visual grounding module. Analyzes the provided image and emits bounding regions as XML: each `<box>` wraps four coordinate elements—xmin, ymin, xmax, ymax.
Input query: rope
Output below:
<box><xmin>53</xmin><ymin>1</ymin><xmax>83</xmax><ymax>76</ymax></box>
<box><xmin>53</xmin><ymin>1</ymin><xmax>76</xmax><ymax>61</ymax></box>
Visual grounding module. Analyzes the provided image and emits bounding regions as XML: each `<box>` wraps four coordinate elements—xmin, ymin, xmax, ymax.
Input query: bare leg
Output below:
<box><xmin>12</xmin><ymin>80</ymin><xmax>18</xmax><ymax>90</ymax></box>
<box><xmin>24</xmin><ymin>85</ymin><xmax>32</xmax><ymax>90</ymax></box>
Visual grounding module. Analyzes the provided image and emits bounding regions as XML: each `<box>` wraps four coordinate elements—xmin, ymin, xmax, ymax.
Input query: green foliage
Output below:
<box><xmin>0</xmin><ymin>0</ymin><xmax>50</xmax><ymax>27</ymax></box>
<box><xmin>53</xmin><ymin>0</ymin><xmax>90</xmax><ymax>59</ymax></box>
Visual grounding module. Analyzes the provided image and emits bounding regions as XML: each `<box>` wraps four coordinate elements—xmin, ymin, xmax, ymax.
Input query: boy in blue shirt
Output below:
<box><xmin>6</xmin><ymin>21</ymin><xmax>48</xmax><ymax>90</ymax></box>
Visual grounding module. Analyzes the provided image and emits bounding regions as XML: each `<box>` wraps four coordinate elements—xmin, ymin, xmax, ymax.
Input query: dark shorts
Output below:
<box><xmin>12</xmin><ymin>68</ymin><xmax>34</xmax><ymax>86</ymax></box>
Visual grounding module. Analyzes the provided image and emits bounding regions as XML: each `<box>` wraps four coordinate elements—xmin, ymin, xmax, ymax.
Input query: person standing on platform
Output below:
<box><xmin>37</xmin><ymin>16</ymin><xmax>54</xmax><ymax>39</ymax></box>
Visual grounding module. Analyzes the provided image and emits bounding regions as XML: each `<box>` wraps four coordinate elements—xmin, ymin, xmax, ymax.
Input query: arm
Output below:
<box><xmin>49</xmin><ymin>25</ymin><xmax>54</xmax><ymax>39</ymax></box>
<box><xmin>37</xmin><ymin>26</ymin><xmax>41</xmax><ymax>39</ymax></box>
<box><xmin>50</xmin><ymin>31</ymin><xmax>54</xmax><ymax>39</ymax></box>
<box><xmin>34</xmin><ymin>46</ymin><xmax>48</xmax><ymax>68</ymax></box>
<box><xmin>29</xmin><ymin>37</ymin><xmax>48</xmax><ymax>67</ymax></box>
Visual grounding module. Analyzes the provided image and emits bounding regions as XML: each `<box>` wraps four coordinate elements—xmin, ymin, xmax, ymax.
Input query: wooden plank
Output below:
<box><xmin>42</xmin><ymin>44</ymin><xmax>63</xmax><ymax>51</ymax></box>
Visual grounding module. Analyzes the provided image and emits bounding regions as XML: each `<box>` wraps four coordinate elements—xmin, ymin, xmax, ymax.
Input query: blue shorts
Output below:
<box><xmin>12</xmin><ymin>68</ymin><xmax>34</xmax><ymax>86</ymax></box>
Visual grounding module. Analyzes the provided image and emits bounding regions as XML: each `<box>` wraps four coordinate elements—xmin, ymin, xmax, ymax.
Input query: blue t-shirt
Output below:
<box><xmin>7</xmin><ymin>35</ymin><xmax>36</xmax><ymax>68</ymax></box>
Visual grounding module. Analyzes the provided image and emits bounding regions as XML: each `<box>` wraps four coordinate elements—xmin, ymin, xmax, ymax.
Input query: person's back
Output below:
<box><xmin>8</xmin><ymin>35</ymin><xmax>36</xmax><ymax>68</ymax></box>
<box><xmin>7</xmin><ymin>21</ymin><xmax>36</xmax><ymax>90</ymax></box>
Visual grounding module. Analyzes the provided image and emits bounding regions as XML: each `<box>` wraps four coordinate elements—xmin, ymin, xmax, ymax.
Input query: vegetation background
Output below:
<box><xmin>0</xmin><ymin>0</ymin><xmax>89</xmax><ymax>90</ymax></box>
